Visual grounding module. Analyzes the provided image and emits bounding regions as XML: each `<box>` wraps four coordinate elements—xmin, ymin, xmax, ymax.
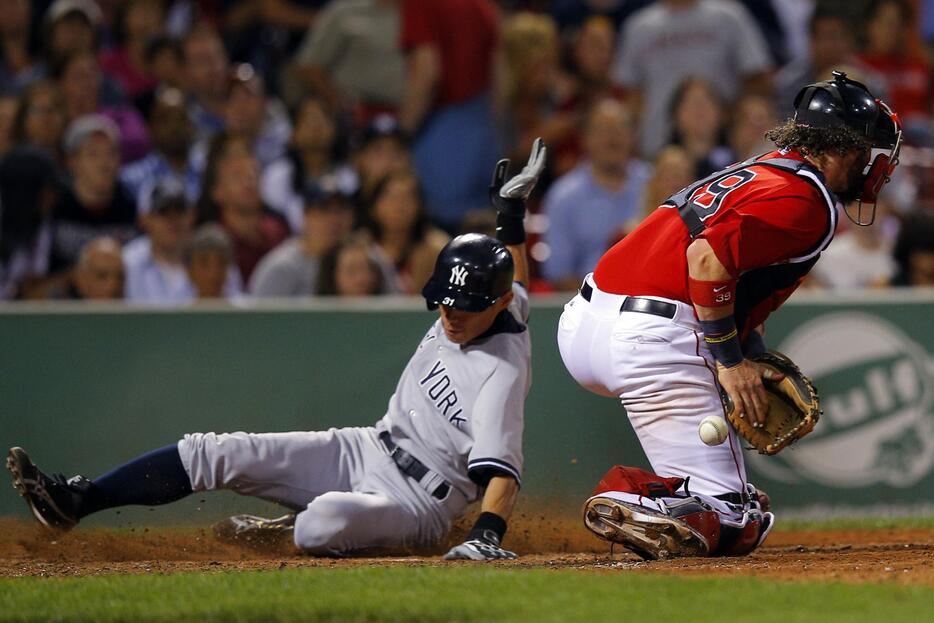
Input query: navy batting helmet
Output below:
<box><xmin>422</xmin><ymin>234</ymin><xmax>514</xmax><ymax>312</ymax></box>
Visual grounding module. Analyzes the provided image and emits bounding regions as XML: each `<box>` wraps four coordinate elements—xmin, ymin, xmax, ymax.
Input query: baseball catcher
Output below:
<box><xmin>558</xmin><ymin>71</ymin><xmax>901</xmax><ymax>559</ymax></box>
<box><xmin>6</xmin><ymin>140</ymin><xmax>547</xmax><ymax>560</ymax></box>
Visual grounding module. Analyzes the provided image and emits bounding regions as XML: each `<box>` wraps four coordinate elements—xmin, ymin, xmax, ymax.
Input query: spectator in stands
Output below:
<box><xmin>50</xmin><ymin>115</ymin><xmax>137</xmax><ymax>273</ymax></box>
<box><xmin>775</xmin><ymin>8</ymin><xmax>862</xmax><ymax>119</ymax></box>
<box><xmin>637</xmin><ymin>145</ymin><xmax>694</xmax><ymax>224</ymax></box>
<box><xmin>542</xmin><ymin>98</ymin><xmax>650</xmax><ymax>291</ymax></box>
<box><xmin>249</xmin><ymin>181</ymin><xmax>355</xmax><ymax>297</ymax></box>
<box><xmin>857</xmin><ymin>0</ymin><xmax>931</xmax><ymax>129</ymax></box>
<box><xmin>223</xmin><ymin>63</ymin><xmax>291</xmax><ymax>170</ymax></box>
<box><xmin>42</xmin><ymin>0</ymin><xmax>101</xmax><ymax>65</ymax></box>
<box><xmin>727</xmin><ymin>92</ymin><xmax>777</xmax><ymax>161</ymax></box>
<box><xmin>122</xmin><ymin>177</ymin><xmax>196</xmax><ymax>303</ymax></box>
<box><xmin>11</xmin><ymin>80</ymin><xmax>66</xmax><ymax>162</ymax></box>
<box><xmin>399</xmin><ymin>0</ymin><xmax>499</xmax><ymax>230</ymax></box>
<box><xmin>0</xmin><ymin>146</ymin><xmax>65</xmax><ymax>299</ymax></box>
<box><xmin>291</xmin><ymin>0</ymin><xmax>405</xmax><ymax>122</ymax></box>
<box><xmin>132</xmin><ymin>36</ymin><xmax>185</xmax><ymax>118</ymax></box>
<box><xmin>52</xmin><ymin>50</ymin><xmax>150</xmax><ymax>162</ymax></box>
<box><xmin>66</xmin><ymin>236</ymin><xmax>125</xmax><ymax>300</ymax></box>
<box><xmin>351</xmin><ymin>114</ymin><xmax>411</xmax><ymax>219</ymax></box>
<box><xmin>667</xmin><ymin>77</ymin><xmax>732</xmax><ymax>178</ymax></box>
<box><xmin>810</xmin><ymin>201</ymin><xmax>898</xmax><ymax>289</ymax></box>
<box><xmin>184</xmin><ymin>223</ymin><xmax>235</xmax><ymax>300</ymax></box>
<box><xmin>181</xmin><ymin>25</ymin><xmax>229</xmax><ymax>139</ymax></box>
<box><xmin>551</xmin><ymin>15</ymin><xmax>624</xmax><ymax>175</ymax></box>
<box><xmin>612</xmin><ymin>0</ymin><xmax>773</xmax><ymax>157</ymax></box>
<box><xmin>199</xmin><ymin>133</ymin><xmax>288</xmax><ymax>283</ymax></box>
<box><xmin>0</xmin><ymin>94</ymin><xmax>17</xmax><ymax>157</ymax></box>
<box><xmin>120</xmin><ymin>87</ymin><xmax>199</xmax><ymax>211</ymax></box>
<box><xmin>363</xmin><ymin>168</ymin><xmax>448</xmax><ymax>294</ymax></box>
<box><xmin>99</xmin><ymin>0</ymin><xmax>165</xmax><ymax>100</ymax></box>
<box><xmin>316</xmin><ymin>234</ymin><xmax>387</xmax><ymax>296</ymax></box>
<box><xmin>498</xmin><ymin>13</ymin><xmax>574</xmax><ymax>170</ymax></box>
<box><xmin>0</xmin><ymin>0</ymin><xmax>43</xmax><ymax>94</ymax></box>
<box><xmin>892</xmin><ymin>212</ymin><xmax>934</xmax><ymax>286</ymax></box>
<box><xmin>261</xmin><ymin>94</ymin><xmax>355</xmax><ymax>233</ymax></box>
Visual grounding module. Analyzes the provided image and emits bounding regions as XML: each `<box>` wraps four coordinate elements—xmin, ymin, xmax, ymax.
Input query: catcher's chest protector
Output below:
<box><xmin>667</xmin><ymin>155</ymin><xmax>828</xmax><ymax>334</ymax></box>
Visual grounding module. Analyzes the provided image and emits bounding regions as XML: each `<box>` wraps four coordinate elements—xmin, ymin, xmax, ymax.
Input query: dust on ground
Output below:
<box><xmin>1</xmin><ymin>516</ymin><xmax>931</xmax><ymax>585</ymax></box>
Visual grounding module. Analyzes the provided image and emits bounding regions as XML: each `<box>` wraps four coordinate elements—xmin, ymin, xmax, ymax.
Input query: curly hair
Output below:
<box><xmin>765</xmin><ymin>120</ymin><xmax>871</xmax><ymax>156</ymax></box>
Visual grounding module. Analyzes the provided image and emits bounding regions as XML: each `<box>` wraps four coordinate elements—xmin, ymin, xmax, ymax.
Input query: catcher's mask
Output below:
<box><xmin>793</xmin><ymin>70</ymin><xmax>902</xmax><ymax>225</ymax></box>
<box><xmin>422</xmin><ymin>233</ymin><xmax>514</xmax><ymax>312</ymax></box>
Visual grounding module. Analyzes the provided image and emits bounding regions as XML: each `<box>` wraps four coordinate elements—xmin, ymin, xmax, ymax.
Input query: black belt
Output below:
<box><xmin>579</xmin><ymin>282</ymin><xmax>677</xmax><ymax>319</ymax></box>
<box><xmin>379</xmin><ymin>432</ymin><xmax>450</xmax><ymax>500</ymax></box>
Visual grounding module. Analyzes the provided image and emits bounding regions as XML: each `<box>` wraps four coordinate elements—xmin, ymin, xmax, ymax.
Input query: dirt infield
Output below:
<box><xmin>1</xmin><ymin>516</ymin><xmax>931</xmax><ymax>585</ymax></box>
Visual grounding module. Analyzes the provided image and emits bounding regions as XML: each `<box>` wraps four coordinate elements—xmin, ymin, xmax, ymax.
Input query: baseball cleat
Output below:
<box><xmin>213</xmin><ymin>513</ymin><xmax>296</xmax><ymax>547</ymax></box>
<box><xmin>6</xmin><ymin>447</ymin><xmax>86</xmax><ymax>531</ymax></box>
<box><xmin>583</xmin><ymin>496</ymin><xmax>710</xmax><ymax>560</ymax></box>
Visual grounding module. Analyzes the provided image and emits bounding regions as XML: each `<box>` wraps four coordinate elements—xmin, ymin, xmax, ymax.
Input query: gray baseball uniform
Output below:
<box><xmin>178</xmin><ymin>283</ymin><xmax>530</xmax><ymax>554</ymax></box>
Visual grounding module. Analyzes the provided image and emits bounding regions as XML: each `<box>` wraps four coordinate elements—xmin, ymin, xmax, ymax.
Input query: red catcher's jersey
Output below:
<box><xmin>593</xmin><ymin>150</ymin><xmax>838</xmax><ymax>336</ymax></box>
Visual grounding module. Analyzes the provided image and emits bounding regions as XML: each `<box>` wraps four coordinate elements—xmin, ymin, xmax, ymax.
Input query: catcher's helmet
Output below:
<box><xmin>422</xmin><ymin>233</ymin><xmax>514</xmax><ymax>312</ymax></box>
<box><xmin>792</xmin><ymin>70</ymin><xmax>899</xmax><ymax>148</ymax></box>
<box><xmin>793</xmin><ymin>70</ymin><xmax>902</xmax><ymax>213</ymax></box>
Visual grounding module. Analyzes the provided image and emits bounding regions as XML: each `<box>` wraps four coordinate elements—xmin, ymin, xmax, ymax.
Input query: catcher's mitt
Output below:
<box><xmin>721</xmin><ymin>350</ymin><xmax>821</xmax><ymax>455</ymax></box>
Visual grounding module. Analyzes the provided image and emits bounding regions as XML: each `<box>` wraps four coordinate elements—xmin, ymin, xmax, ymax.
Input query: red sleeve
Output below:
<box><xmin>700</xmin><ymin>189</ymin><xmax>831</xmax><ymax>278</ymax></box>
<box><xmin>401</xmin><ymin>0</ymin><xmax>438</xmax><ymax>51</ymax></box>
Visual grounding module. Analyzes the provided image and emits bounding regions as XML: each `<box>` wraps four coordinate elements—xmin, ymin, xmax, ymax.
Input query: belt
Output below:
<box><xmin>579</xmin><ymin>282</ymin><xmax>677</xmax><ymax>319</ymax></box>
<box><xmin>379</xmin><ymin>432</ymin><xmax>450</xmax><ymax>500</ymax></box>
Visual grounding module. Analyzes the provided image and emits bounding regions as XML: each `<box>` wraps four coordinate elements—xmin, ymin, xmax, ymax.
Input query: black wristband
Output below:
<box><xmin>699</xmin><ymin>317</ymin><xmax>744</xmax><ymax>368</ymax></box>
<box><xmin>468</xmin><ymin>511</ymin><xmax>508</xmax><ymax>544</ymax></box>
<box><xmin>496</xmin><ymin>212</ymin><xmax>526</xmax><ymax>245</ymax></box>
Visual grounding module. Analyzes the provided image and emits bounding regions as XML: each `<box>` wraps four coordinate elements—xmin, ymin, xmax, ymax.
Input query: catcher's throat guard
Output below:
<box><xmin>720</xmin><ymin>350</ymin><xmax>821</xmax><ymax>455</ymax></box>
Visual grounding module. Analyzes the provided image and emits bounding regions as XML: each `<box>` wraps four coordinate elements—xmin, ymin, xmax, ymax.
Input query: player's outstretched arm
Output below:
<box><xmin>490</xmin><ymin>138</ymin><xmax>547</xmax><ymax>287</ymax></box>
<box><xmin>443</xmin><ymin>476</ymin><xmax>520</xmax><ymax>561</ymax></box>
<box><xmin>686</xmin><ymin>239</ymin><xmax>783</xmax><ymax>426</ymax></box>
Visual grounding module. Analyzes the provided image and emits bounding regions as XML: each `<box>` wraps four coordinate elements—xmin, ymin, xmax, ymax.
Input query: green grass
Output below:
<box><xmin>0</xmin><ymin>567</ymin><xmax>931</xmax><ymax>623</ymax></box>
<box><xmin>775</xmin><ymin>515</ymin><xmax>934</xmax><ymax>531</ymax></box>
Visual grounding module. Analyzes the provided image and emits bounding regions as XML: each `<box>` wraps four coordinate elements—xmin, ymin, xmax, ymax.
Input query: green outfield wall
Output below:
<box><xmin>1</xmin><ymin>291</ymin><xmax>932</xmax><ymax>524</ymax></box>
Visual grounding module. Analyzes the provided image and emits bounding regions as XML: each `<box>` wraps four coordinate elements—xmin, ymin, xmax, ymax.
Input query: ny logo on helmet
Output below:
<box><xmin>449</xmin><ymin>265</ymin><xmax>468</xmax><ymax>286</ymax></box>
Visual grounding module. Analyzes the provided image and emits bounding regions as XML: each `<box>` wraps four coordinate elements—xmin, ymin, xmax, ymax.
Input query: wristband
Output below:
<box><xmin>495</xmin><ymin>212</ymin><xmax>526</xmax><ymax>245</ymax></box>
<box><xmin>699</xmin><ymin>316</ymin><xmax>744</xmax><ymax>368</ymax></box>
<box><xmin>688</xmin><ymin>277</ymin><xmax>736</xmax><ymax>307</ymax></box>
<box><xmin>468</xmin><ymin>511</ymin><xmax>508</xmax><ymax>544</ymax></box>
<box><xmin>743</xmin><ymin>329</ymin><xmax>766</xmax><ymax>357</ymax></box>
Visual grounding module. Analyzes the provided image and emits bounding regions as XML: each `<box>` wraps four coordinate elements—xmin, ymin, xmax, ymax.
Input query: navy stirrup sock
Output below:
<box><xmin>79</xmin><ymin>444</ymin><xmax>193</xmax><ymax>517</ymax></box>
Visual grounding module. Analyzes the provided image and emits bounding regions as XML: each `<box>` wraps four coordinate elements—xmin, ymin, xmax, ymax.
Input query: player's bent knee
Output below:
<box><xmin>293</xmin><ymin>494</ymin><xmax>353</xmax><ymax>553</ymax></box>
<box><xmin>177</xmin><ymin>432</ymin><xmax>254</xmax><ymax>492</ymax></box>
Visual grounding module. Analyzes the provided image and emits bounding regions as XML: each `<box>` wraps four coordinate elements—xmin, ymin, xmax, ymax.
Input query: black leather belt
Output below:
<box><xmin>579</xmin><ymin>282</ymin><xmax>677</xmax><ymax>319</ymax></box>
<box><xmin>379</xmin><ymin>432</ymin><xmax>450</xmax><ymax>500</ymax></box>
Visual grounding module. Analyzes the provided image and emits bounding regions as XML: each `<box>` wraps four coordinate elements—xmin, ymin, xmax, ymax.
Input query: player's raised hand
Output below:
<box><xmin>443</xmin><ymin>535</ymin><xmax>518</xmax><ymax>561</ymax></box>
<box><xmin>489</xmin><ymin>138</ymin><xmax>547</xmax><ymax>217</ymax></box>
<box><xmin>717</xmin><ymin>360</ymin><xmax>784</xmax><ymax>427</ymax></box>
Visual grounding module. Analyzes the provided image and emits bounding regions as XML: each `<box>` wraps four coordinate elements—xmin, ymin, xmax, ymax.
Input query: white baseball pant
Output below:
<box><xmin>557</xmin><ymin>275</ymin><xmax>748</xmax><ymax>496</ymax></box>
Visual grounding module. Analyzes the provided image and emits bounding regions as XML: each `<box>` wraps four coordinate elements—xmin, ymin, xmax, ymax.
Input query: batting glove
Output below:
<box><xmin>443</xmin><ymin>530</ymin><xmax>518</xmax><ymax>561</ymax></box>
<box><xmin>489</xmin><ymin>137</ymin><xmax>547</xmax><ymax>218</ymax></box>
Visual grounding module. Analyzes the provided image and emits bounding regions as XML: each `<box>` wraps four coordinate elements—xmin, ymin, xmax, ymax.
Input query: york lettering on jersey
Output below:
<box><xmin>419</xmin><ymin>360</ymin><xmax>465</xmax><ymax>428</ymax></box>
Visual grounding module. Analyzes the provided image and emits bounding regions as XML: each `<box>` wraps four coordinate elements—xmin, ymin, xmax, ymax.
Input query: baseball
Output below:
<box><xmin>698</xmin><ymin>416</ymin><xmax>729</xmax><ymax>446</ymax></box>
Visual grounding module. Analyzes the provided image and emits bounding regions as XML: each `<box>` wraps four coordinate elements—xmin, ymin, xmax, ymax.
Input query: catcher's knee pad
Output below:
<box><xmin>714</xmin><ymin>510</ymin><xmax>774</xmax><ymax>556</ymax></box>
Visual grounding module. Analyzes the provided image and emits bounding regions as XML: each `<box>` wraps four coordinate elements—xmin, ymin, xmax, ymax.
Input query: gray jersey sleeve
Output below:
<box><xmin>466</xmin><ymin>282</ymin><xmax>530</xmax><ymax>486</ymax></box>
<box><xmin>466</xmin><ymin>353</ymin><xmax>527</xmax><ymax>486</ymax></box>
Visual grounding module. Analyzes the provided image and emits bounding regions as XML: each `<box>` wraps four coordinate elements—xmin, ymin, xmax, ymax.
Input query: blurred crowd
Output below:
<box><xmin>0</xmin><ymin>0</ymin><xmax>933</xmax><ymax>304</ymax></box>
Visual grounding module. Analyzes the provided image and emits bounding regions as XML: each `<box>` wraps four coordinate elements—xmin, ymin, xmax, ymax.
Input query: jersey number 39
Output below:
<box><xmin>690</xmin><ymin>169</ymin><xmax>757</xmax><ymax>219</ymax></box>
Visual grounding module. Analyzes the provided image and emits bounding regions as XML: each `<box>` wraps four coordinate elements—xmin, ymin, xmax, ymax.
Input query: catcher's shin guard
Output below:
<box><xmin>583</xmin><ymin>494</ymin><xmax>718</xmax><ymax>560</ymax></box>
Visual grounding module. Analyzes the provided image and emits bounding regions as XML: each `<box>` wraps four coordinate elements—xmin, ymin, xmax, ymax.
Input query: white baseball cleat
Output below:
<box><xmin>583</xmin><ymin>495</ymin><xmax>711</xmax><ymax>560</ymax></box>
<box><xmin>213</xmin><ymin>513</ymin><xmax>296</xmax><ymax>548</ymax></box>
